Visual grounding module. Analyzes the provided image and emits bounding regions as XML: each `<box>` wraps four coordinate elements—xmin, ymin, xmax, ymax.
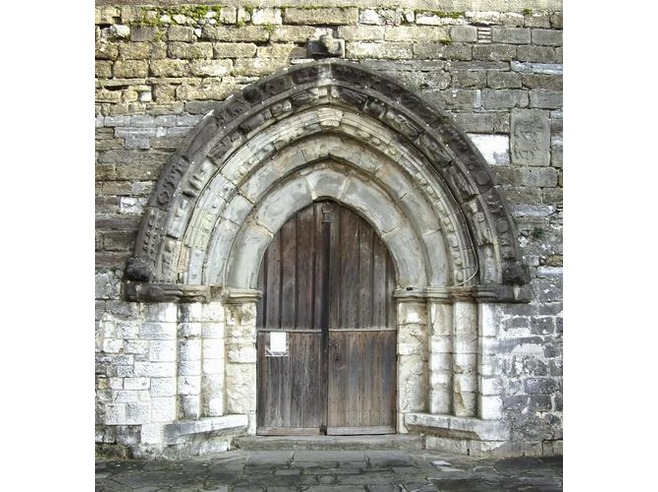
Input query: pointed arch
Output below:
<box><xmin>124</xmin><ymin>59</ymin><xmax>529</xmax><ymax>303</ymax></box>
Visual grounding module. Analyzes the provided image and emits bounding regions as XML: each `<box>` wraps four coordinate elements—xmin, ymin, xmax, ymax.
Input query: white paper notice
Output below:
<box><xmin>270</xmin><ymin>332</ymin><xmax>287</xmax><ymax>354</ymax></box>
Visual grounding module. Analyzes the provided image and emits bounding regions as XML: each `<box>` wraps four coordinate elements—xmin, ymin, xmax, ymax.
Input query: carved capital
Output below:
<box><xmin>222</xmin><ymin>287</ymin><xmax>263</xmax><ymax>304</ymax></box>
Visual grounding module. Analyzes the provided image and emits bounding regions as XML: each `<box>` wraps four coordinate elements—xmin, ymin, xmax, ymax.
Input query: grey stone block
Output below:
<box><xmin>511</xmin><ymin>109</ymin><xmax>550</xmax><ymax>166</ymax></box>
<box><xmin>531</xmin><ymin>29</ymin><xmax>562</xmax><ymax>46</ymax></box>
<box><xmin>491</xmin><ymin>27</ymin><xmax>530</xmax><ymax>44</ymax></box>
<box><xmin>473</xmin><ymin>44</ymin><xmax>516</xmax><ymax>61</ymax></box>
<box><xmin>517</xmin><ymin>45</ymin><xmax>557</xmax><ymax>63</ymax></box>
<box><xmin>529</xmin><ymin>90</ymin><xmax>562</xmax><ymax>109</ymax></box>
<box><xmin>481</xmin><ymin>89</ymin><xmax>528</xmax><ymax>109</ymax></box>
<box><xmin>487</xmin><ymin>71</ymin><xmax>522</xmax><ymax>89</ymax></box>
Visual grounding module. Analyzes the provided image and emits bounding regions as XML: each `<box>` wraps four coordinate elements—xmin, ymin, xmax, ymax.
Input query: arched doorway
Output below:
<box><xmin>256</xmin><ymin>201</ymin><xmax>397</xmax><ymax>435</ymax></box>
<box><xmin>123</xmin><ymin>60</ymin><xmax>533</xmax><ymax>455</ymax></box>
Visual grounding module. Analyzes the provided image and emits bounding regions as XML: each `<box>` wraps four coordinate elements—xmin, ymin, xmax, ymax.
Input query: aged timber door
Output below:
<box><xmin>256</xmin><ymin>200</ymin><xmax>397</xmax><ymax>435</ymax></box>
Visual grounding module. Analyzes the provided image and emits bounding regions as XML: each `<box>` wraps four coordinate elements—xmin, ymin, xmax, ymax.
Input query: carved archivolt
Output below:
<box><xmin>125</xmin><ymin>60</ymin><xmax>529</xmax><ymax>302</ymax></box>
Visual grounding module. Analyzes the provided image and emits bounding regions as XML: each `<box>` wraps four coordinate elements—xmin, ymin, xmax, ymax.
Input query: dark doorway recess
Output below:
<box><xmin>256</xmin><ymin>200</ymin><xmax>397</xmax><ymax>436</ymax></box>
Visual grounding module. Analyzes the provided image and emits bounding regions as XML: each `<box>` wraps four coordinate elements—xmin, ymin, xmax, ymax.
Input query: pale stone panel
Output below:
<box><xmin>125</xmin><ymin>402</ymin><xmax>151</xmax><ymax>425</ymax></box>
<box><xmin>124</xmin><ymin>378</ymin><xmax>150</xmax><ymax>390</ymax></box>
<box><xmin>134</xmin><ymin>361</ymin><xmax>177</xmax><ymax>378</ymax></box>
<box><xmin>202</xmin><ymin>302</ymin><xmax>225</xmax><ymax>323</ymax></box>
<box><xmin>429</xmin><ymin>301</ymin><xmax>453</xmax><ymax>414</ymax></box>
<box><xmin>142</xmin><ymin>303</ymin><xmax>178</xmax><ymax>322</ymax></box>
<box><xmin>202</xmin><ymin>322</ymin><xmax>224</xmax><ymax>339</ymax></box>
<box><xmin>252</xmin><ymin>178</ymin><xmax>314</xmax><ymax>235</ymax></box>
<box><xmin>150</xmin><ymin>377</ymin><xmax>177</xmax><ymax>397</ymax></box>
<box><xmin>103</xmin><ymin>403</ymin><xmax>126</xmax><ymax>425</ymax></box>
<box><xmin>511</xmin><ymin>109</ymin><xmax>550</xmax><ymax>166</ymax></box>
<box><xmin>149</xmin><ymin>340</ymin><xmax>177</xmax><ymax>362</ymax></box>
<box><xmin>140</xmin><ymin>423</ymin><xmax>164</xmax><ymax>445</ymax></box>
<box><xmin>179</xmin><ymin>338</ymin><xmax>202</xmax><ymax>361</ymax></box>
<box><xmin>453</xmin><ymin>301</ymin><xmax>478</xmax><ymax>417</ymax></box>
<box><xmin>178</xmin><ymin>375</ymin><xmax>202</xmax><ymax>395</ymax></box>
<box><xmin>467</xmin><ymin>134</ymin><xmax>510</xmax><ymax>166</ymax></box>
<box><xmin>151</xmin><ymin>397</ymin><xmax>176</xmax><ymax>423</ymax></box>
<box><xmin>179</xmin><ymin>322</ymin><xmax>202</xmax><ymax>338</ymax></box>
<box><xmin>178</xmin><ymin>360</ymin><xmax>202</xmax><ymax>376</ymax></box>
<box><xmin>202</xmin><ymin>373</ymin><xmax>225</xmax><ymax>417</ymax></box>
<box><xmin>397</xmin><ymin>301</ymin><xmax>428</xmax><ymax>427</ymax></box>
<box><xmin>382</xmin><ymin>226</ymin><xmax>429</xmax><ymax>288</ymax></box>
<box><xmin>204</xmin><ymin>219</ymin><xmax>240</xmax><ymax>285</ymax></box>
<box><xmin>225</xmin><ymin>221</ymin><xmax>275</xmax><ymax>289</ymax></box>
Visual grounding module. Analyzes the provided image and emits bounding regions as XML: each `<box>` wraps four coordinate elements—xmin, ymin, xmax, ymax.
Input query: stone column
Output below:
<box><xmin>427</xmin><ymin>288</ymin><xmax>453</xmax><ymax>415</ymax></box>
<box><xmin>176</xmin><ymin>303</ymin><xmax>203</xmax><ymax>419</ymax></box>
<box><xmin>201</xmin><ymin>300</ymin><xmax>225</xmax><ymax>417</ymax></box>
<box><xmin>223</xmin><ymin>289</ymin><xmax>260</xmax><ymax>434</ymax></box>
<box><xmin>395</xmin><ymin>291</ymin><xmax>429</xmax><ymax>433</ymax></box>
<box><xmin>451</xmin><ymin>288</ymin><xmax>478</xmax><ymax>417</ymax></box>
<box><xmin>477</xmin><ymin>302</ymin><xmax>502</xmax><ymax>420</ymax></box>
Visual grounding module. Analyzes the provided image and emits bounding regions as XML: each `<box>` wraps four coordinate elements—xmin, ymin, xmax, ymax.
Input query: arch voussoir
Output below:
<box><xmin>126</xmin><ymin>59</ymin><xmax>530</xmax><ymax>304</ymax></box>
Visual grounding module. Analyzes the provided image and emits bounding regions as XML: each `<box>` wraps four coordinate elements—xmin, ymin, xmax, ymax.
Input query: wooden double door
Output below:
<box><xmin>256</xmin><ymin>201</ymin><xmax>397</xmax><ymax>435</ymax></box>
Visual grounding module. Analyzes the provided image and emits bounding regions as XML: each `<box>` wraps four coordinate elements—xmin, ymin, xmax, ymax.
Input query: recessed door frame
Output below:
<box><xmin>256</xmin><ymin>201</ymin><xmax>397</xmax><ymax>436</ymax></box>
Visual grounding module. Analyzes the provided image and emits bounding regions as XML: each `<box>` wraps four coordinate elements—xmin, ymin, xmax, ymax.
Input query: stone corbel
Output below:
<box><xmin>307</xmin><ymin>33</ymin><xmax>345</xmax><ymax>59</ymax></box>
<box><xmin>473</xmin><ymin>284</ymin><xmax>532</xmax><ymax>303</ymax></box>
<box><xmin>222</xmin><ymin>287</ymin><xmax>263</xmax><ymax>304</ymax></box>
<box><xmin>123</xmin><ymin>281</ymin><xmax>212</xmax><ymax>303</ymax></box>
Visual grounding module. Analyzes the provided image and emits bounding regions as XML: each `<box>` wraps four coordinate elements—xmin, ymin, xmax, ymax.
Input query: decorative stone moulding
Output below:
<box><xmin>124</xmin><ymin>59</ymin><xmax>531</xmax><ymax>304</ymax></box>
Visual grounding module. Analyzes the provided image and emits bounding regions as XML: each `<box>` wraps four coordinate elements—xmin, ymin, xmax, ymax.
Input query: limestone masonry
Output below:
<box><xmin>96</xmin><ymin>0</ymin><xmax>563</xmax><ymax>460</ymax></box>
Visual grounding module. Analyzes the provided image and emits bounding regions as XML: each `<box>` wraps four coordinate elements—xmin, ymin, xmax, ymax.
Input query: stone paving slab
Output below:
<box><xmin>96</xmin><ymin>450</ymin><xmax>563</xmax><ymax>491</ymax></box>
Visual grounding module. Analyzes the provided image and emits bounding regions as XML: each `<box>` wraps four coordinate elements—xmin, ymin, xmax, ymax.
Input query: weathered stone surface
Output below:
<box><xmin>347</xmin><ymin>41</ymin><xmax>412</xmax><ymax>59</ymax></box>
<box><xmin>189</xmin><ymin>59</ymin><xmax>233</xmax><ymax>77</ymax></box>
<box><xmin>168</xmin><ymin>42</ymin><xmax>213</xmax><ymax>59</ymax></box>
<box><xmin>467</xmin><ymin>134</ymin><xmax>510</xmax><ymax>165</ymax></box>
<box><xmin>202</xmin><ymin>26</ymin><xmax>270</xmax><ymax>42</ymax></box>
<box><xmin>251</xmin><ymin>8</ymin><xmax>282</xmax><ymax>25</ymax></box>
<box><xmin>452</xmin><ymin>70</ymin><xmax>486</xmax><ymax>88</ymax></box>
<box><xmin>482</xmin><ymin>89</ymin><xmax>528</xmax><ymax>109</ymax></box>
<box><xmin>447</xmin><ymin>26</ymin><xmax>477</xmax><ymax>44</ymax></box>
<box><xmin>473</xmin><ymin>44</ymin><xmax>516</xmax><ymax>61</ymax></box>
<box><xmin>96</xmin><ymin>1</ymin><xmax>563</xmax><ymax>456</ymax></box>
<box><xmin>414</xmin><ymin>42</ymin><xmax>472</xmax><ymax>60</ymax></box>
<box><xmin>516</xmin><ymin>45</ymin><xmax>558</xmax><ymax>63</ymax></box>
<box><xmin>213</xmin><ymin>42</ymin><xmax>258</xmax><ymax>58</ymax></box>
<box><xmin>491</xmin><ymin>27</ymin><xmax>530</xmax><ymax>44</ymax></box>
<box><xmin>531</xmin><ymin>29</ymin><xmax>562</xmax><ymax>46</ymax></box>
<box><xmin>529</xmin><ymin>89</ymin><xmax>562</xmax><ymax>109</ymax></box>
<box><xmin>113</xmin><ymin>60</ymin><xmax>149</xmax><ymax>78</ymax></box>
<box><xmin>284</xmin><ymin>7</ymin><xmax>358</xmax><ymax>26</ymax></box>
<box><xmin>487</xmin><ymin>71</ymin><xmax>522</xmax><ymax>89</ymax></box>
<box><xmin>385</xmin><ymin>26</ymin><xmax>450</xmax><ymax>42</ymax></box>
<box><xmin>337</xmin><ymin>25</ymin><xmax>385</xmax><ymax>41</ymax></box>
<box><xmin>511</xmin><ymin>109</ymin><xmax>550</xmax><ymax>166</ymax></box>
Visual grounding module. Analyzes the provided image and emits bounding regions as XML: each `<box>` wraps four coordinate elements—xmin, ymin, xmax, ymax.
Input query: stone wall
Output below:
<box><xmin>96</xmin><ymin>0</ymin><xmax>562</xmax><ymax>458</ymax></box>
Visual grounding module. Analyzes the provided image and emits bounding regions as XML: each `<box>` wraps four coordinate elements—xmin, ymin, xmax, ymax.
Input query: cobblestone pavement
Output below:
<box><xmin>96</xmin><ymin>450</ymin><xmax>563</xmax><ymax>491</ymax></box>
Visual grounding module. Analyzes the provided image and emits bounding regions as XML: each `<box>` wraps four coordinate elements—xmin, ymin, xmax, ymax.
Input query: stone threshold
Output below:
<box><xmin>405</xmin><ymin>413</ymin><xmax>510</xmax><ymax>441</ymax></box>
<box><xmin>164</xmin><ymin>414</ymin><xmax>249</xmax><ymax>445</ymax></box>
<box><xmin>233</xmin><ymin>434</ymin><xmax>424</xmax><ymax>451</ymax></box>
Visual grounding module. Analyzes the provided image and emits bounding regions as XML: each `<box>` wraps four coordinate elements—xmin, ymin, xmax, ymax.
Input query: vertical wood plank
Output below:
<box><xmin>296</xmin><ymin>206</ymin><xmax>315</xmax><ymax>330</ymax></box>
<box><xmin>265</xmin><ymin>234</ymin><xmax>281</xmax><ymax>330</ymax></box>
<box><xmin>280</xmin><ymin>219</ymin><xmax>297</xmax><ymax>329</ymax></box>
<box><xmin>258</xmin><ymin>200</ymin><xmax>397</xmax><ymax>435</ymax></box>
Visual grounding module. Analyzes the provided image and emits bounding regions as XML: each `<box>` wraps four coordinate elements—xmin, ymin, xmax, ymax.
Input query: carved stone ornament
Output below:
<box><xmin>123</xmin><ymin>281</ymin><xmax>211</xmax><ymax>303</ymax></box>
<box><xmin>307</xmin><ymin>33</ymin><xmax>345</xmax><ymax>59</ymax></box>
<box><xmin>125</xmin><ymin>60</ymin><xmax>529</xmax><ymax>302</ymax></box>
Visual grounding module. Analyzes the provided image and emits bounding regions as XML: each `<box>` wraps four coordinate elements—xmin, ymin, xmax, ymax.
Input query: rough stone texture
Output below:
<box><xmin>96</xmin><ymin>1</ymin><xmax>563</xmax><ymax>460</ymax></box>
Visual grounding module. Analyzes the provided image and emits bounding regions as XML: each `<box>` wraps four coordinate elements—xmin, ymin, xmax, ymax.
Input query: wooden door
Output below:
<box><xmin>256</xmin><ymin>201</ymin><xmax>396</xmax><ymax>436</ymax></box>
